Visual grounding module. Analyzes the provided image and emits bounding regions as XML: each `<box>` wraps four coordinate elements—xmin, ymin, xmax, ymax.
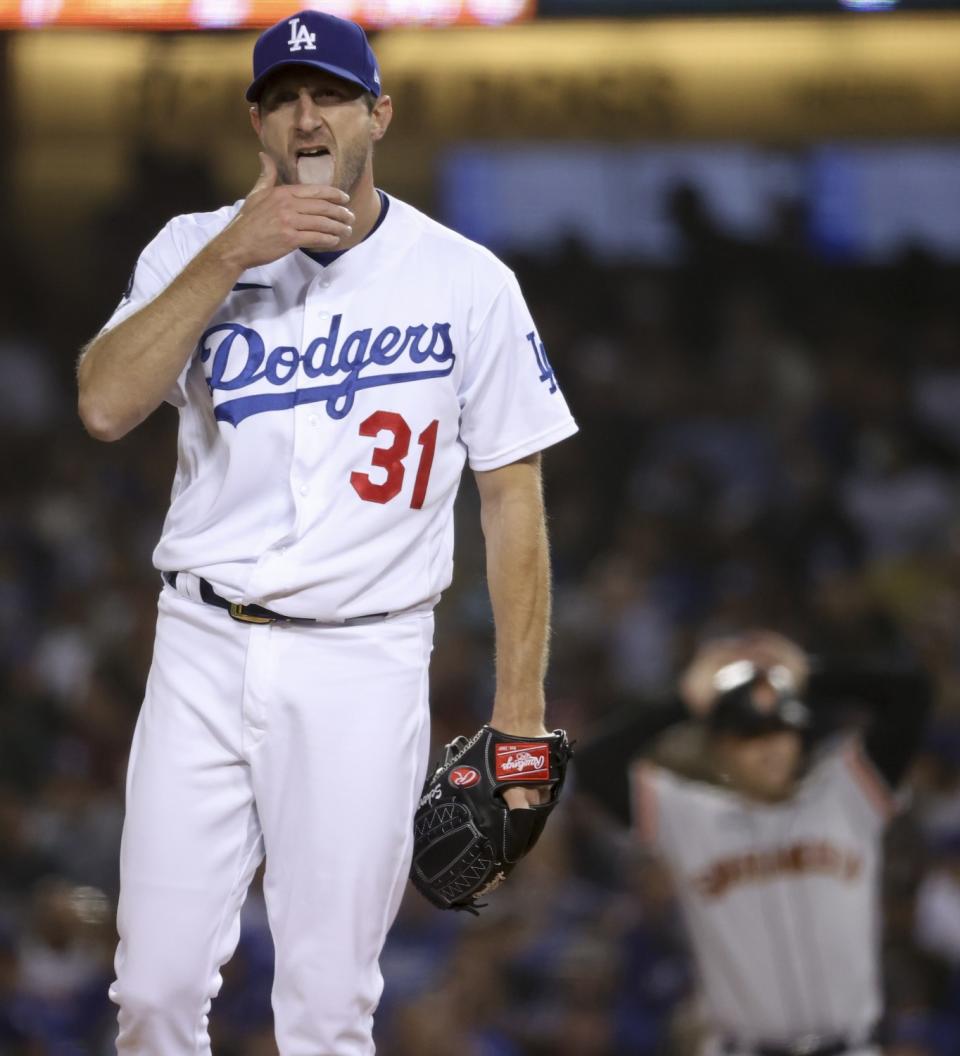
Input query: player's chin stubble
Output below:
<box><xmin>336</xmin><ymin>140</ymin><xmax>371</xmax><ymax>197</ymax></box>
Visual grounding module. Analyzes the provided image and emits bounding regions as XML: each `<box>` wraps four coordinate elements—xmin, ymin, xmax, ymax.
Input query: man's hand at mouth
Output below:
<box><xmin>214</xmin><ymin>152</ymin><xmax>353</xmax><ymax>270</ymax></box>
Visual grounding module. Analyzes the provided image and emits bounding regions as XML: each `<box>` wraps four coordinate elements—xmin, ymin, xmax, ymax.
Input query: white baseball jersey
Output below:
<box><xmin>632</xmin><ymin>738</ymin><xmax>895</xmax><ymax>1045</ymax></box>
<box><xmin>100</xmin><ymin>195</ymin><xmax>577</xmax><ymax>620</ymax></box>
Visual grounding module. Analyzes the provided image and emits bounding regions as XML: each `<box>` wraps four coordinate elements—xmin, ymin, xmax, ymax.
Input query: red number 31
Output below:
<box><xmin>350</xmin><ymin>410</ymin><xmax>439</xmax><ymax>509</ymax></box>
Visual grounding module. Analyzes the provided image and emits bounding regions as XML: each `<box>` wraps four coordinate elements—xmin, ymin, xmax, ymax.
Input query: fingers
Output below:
<box><xmin>740</xmin><ymin>629</ymin><xmax>804</xmax><ymax>660</ymax></box>
<box><xmin>740</xmin><ymin>632</ymin><xmax>810</xmax><ymax>688</ymax></box>
<box><xmin>296</xmin><ymin>232</ymin><xmax>349</xmax><ymax>251</ymax></box>
<box><xmin>682</xmin><ymin>631</ymin><xmax>809</xmax><ymax>717</ymax></box>
<box><xmin>261</xmin><ymin>189</ymin><xmax>355</xmax><ymax>239</ymax></box>
<box><xmin>680</xmin><ymin>639</ymin><xmax>748</xmax><ymax>716</ymax></box>
<box><xmin>289</xmin><ymin>211</ymin><xmax>353</xmax><ymax>244</ymax></box>
<box><xmin>503</xmin><ymin>786</ymin><xmax>548</xmax><ymax>810</ymax></box>
<box><xmin>263</xmin><ymin>195</ymin><xmax>354</xmax><ymax>249</ymax></box>
<box><xmin>286</xmin><ymin>199</ymin><xmax>355</xmax><ymax>224</ymax></box>
<box><xmin>290</xmin><ymin>184</ymin><xmax>351</xmax><ymax>205</ymax></box>
<box><xmin>249</xmin><ymin>152</ymin><xmax>278</xmax><ymax>196</ymax></box>
<box><xmin>228</xmin><ymin>165</ymin><xmax>356</xmax><ymax>266</ymax></box>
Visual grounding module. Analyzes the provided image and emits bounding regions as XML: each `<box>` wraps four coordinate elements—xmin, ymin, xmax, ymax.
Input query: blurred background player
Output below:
<box><xmin>576</xmin><ymin>631</ymin><xmax>933</xmax><ymax>1056</ymax></box>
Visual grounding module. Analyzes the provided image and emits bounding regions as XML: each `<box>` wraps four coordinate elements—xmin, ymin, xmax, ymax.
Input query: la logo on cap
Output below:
<box><xmin>287</xmin><ymin>16</ymin><xmax>317</xmax><ymax>53</ymax></box>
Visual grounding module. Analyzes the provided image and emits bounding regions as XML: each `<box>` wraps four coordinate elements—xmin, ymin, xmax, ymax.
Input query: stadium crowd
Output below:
<box><xmin>1</xmin><ymin>178</ymin><xmax>960</xmax><ymax>1054</ymax></box>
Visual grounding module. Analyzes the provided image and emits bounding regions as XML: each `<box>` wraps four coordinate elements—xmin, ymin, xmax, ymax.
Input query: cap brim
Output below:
<box><xmin>710</xmin><ymin>695</ymin><xmax>811</xmax><ymax>738</ymax></box>
<box><xmin>246</xmin><ymin>60</ymin><xmax>374</xmax><ymax>102</ymax></box>
<box><xmin>713</xmin><ymin>716</ymin><xmax>804</xmax><ymax>738</ymax></box>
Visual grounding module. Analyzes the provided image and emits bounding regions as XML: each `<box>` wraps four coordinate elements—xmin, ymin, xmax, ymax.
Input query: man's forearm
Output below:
<box><xmin>78</xmin><ymin>157</ymin><xmax>356</xmax><ymax>443</ymax></box>
<box><xmin>575</xmin><ymin>696</ymin><xmax>689</xmax><ymax>825</ymax></box>
<box><xmin>77</xmin><ymin>240</ymin><xmax>245</xmax><ymax>442</ymax></box>
<box><xmin>807</xmin><ymin>662</ymin><xmax>933</xmax><ymax>787</ymax></box>
<box><xmin>477</xmin><ymin>456</ymin><xmax>551</xmax><ymax>735</ymax></box>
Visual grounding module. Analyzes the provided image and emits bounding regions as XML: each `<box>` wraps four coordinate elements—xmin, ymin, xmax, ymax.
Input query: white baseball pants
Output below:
<box><xmin>110</xmin><ymin>585</ymin><xmax>434</xmax><ymax>1055</ymax></box>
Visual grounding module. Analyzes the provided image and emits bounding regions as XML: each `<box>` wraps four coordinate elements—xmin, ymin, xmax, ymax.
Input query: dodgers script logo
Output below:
<box><xmin>287</xmin><ymin>17</ymin><xmax>317</xmax><ymax>53</ymax></box>
<box><xmin>197</xmin><ymin>315</ymin><xmax>456</xmax><ymax>426</ymax></box>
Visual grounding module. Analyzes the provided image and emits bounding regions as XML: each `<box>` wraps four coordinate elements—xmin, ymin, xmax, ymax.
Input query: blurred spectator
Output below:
<box><xmin>915</xmin><ymin>833</ymin><xmax>960</xmax><ymax>966</ymax></box>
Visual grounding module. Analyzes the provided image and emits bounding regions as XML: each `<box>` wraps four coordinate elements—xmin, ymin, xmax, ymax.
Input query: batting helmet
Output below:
<box><xmin>708</xmin><ymin>660</ymin><xmax>811</xmax><ymax>736</ymax></box>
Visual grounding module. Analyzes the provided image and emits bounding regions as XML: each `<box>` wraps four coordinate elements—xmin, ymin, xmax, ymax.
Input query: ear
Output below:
<box><xmin>370</xmin><ymin>94</ymin><xmax>393</xmax><ymax>142</ymax></box>
<box><xmin>249</xmin><ymin>104</ymin><xmax>262</xmax><ymax>137</ymax></box>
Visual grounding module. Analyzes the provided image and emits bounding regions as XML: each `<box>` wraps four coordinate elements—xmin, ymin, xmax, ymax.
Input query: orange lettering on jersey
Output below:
<box><xmin>693</xmin><ymin>840</ymin><xmax>864</xmax><ymax>900</ymax></box>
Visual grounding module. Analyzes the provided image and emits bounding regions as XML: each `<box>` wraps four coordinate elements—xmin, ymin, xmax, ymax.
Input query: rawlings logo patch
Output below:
<box><xmin>495</xmin><ymin>743</ymin><xmax>550</xmax><ymax>782</ymax></box>
<box><xmin>449</xmin><ymin>766</ymin><xmax>481</xmax><ymax>789</ymax></box>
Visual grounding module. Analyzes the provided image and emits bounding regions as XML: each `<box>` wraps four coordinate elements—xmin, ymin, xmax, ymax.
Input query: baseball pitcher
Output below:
<box><xmin>77</xmin><ymin>10</ymin><xmax>577</xmax><ymax>1054</ymax></box>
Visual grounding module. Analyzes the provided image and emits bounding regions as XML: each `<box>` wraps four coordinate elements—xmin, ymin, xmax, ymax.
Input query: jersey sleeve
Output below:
<box><xmin>628</xmin><ymin>761</ymin><xmax>694</xmax><ymax>859</ymax></box>
<box><xmin>97</xmin><ymin>220</ymin><xmax>191</xmax><ymax>407</ymax></box>
<box><xmin>629</xmin><ymin>761</ymin><xmax>664</xmax><ymax>850</ymax></box>
<box><xmin>814</xmin><ymin>737</ymin><xmax>900</xmax><ymax>832</ymax></box>
<box><xmin>457</xmin><ymin>273</ymin><xmax>578</xmax><ymax>471</ymax></box>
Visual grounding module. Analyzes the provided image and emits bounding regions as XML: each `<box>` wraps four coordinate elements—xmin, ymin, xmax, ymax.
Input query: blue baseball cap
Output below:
<box><xmin>246</xmin><ymin>9</ymin><xmax>381</xmax><ymax>104</ymax></box>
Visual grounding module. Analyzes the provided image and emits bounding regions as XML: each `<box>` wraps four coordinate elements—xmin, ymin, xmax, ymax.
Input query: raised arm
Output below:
<box><xmin>806</xmin><ymin>662</ymin><xmax>933</xmax><ymax>788</ymax></box>
<box><xmin>575</xmin><ymin>697</ymin><xmax>689</xmax><ymax>826</ymax></box>
<box><xmin>77</xmin><ymin>154</ymin><xmax>353</xmax><ymax>442</ymax></box>
<box><xmin>78</xmin><ymin>234</ymin><xmax>244</xmax><ymax>442</ymax></box>
<box><xmin>667</xmin><ymin>630</ymin><xmax>932</xmax><ymax>788</ymax></box>
<box><xmin>575</xmin><ymin>637</ymin><xmax>759</xmax><ymax>824</ymax></box>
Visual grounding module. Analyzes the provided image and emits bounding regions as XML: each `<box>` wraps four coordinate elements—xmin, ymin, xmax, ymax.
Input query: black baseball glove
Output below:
<box><xmin>410</xmin><ymin>725</ymin><xmax>573</xmax><ymax>913</ymax></box>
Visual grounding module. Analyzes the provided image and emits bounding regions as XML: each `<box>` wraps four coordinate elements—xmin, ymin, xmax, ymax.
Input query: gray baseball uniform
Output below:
<box><xmin>633</xmin><ymin>739</ymin><xmax>892</xmax><ymax>1049</ymax></box>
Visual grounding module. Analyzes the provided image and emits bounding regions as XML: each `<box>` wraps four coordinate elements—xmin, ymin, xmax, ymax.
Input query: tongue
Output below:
<box><xmin>297</xmin><ymin>154</ymin><xmax>334</xmax><ymax>186</ymax></box>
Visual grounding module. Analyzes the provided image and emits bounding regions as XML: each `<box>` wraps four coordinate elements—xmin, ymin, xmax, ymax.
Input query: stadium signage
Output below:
<box><xmin>8</xmin><ymin>0</ymin><xmax>533</xmax><ymax>29</ymax></box>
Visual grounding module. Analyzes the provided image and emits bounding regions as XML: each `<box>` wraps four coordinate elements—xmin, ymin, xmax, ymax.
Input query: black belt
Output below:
<box><xmin>162</xmin><ymin>571</ymin><xmax>387</xmax><ymax>627</ymax></box>
<box><xmin>723</xmin><ymin>1036</ymin><xmax>875</xmax><ymax>1056</ymax></box>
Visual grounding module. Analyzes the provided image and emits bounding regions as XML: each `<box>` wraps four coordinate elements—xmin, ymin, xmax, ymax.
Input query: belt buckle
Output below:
<box><xmin>228</xmin><ymin>603</ymin><xmax>274</xmax><ymax>625</ymax></box>
<box><xmin>792</xmin><ymin>1037</ymin><xmax>824</xmax><ymax>1056</ymax></box>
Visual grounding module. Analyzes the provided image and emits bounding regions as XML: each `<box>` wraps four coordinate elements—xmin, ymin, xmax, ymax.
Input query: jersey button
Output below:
<box><xmin>299</xmin><ymin>484</ymin><xmax>309</xmax><ymax>496</ymax></box>
<box><xmin>308</xmin><ymin>414</ymin><xmax>319</xmax><ymax>427</ymax></box>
